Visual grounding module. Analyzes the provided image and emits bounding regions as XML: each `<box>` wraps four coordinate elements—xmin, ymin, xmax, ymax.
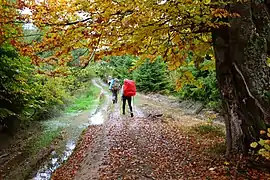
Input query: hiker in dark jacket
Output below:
<box><xmin>109</xmin><ymin>78</ymin><xmax>121</xmax><ymax>104</ymax></box>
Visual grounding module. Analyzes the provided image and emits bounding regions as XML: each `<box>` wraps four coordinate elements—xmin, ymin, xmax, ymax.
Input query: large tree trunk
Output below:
<box><xmin>212</xmin><ymin>0</ymin><xmax>270</xmax><ymax>155</ymax></box>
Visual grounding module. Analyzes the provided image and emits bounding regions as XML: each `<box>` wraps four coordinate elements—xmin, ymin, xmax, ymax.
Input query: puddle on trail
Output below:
<box><xmin>88</xmin><ymin>111</ymin><xmax>104</xmax><ymax>125</ymax></box>
<box><xmin>33</xmin><ymin>140</ymin><xmax>76</xmax><ymax>180</ymax></box>
<box><xmin>32</xmin><ymin>80</ymin><xmax>110</xmax><ymax>180</ymax></box>
<box><xmin>32</xmin><ymin>104</ymin><xmax>107</xmax><ymax>179</ymax></box>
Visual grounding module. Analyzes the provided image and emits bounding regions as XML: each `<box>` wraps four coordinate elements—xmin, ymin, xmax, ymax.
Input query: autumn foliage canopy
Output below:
<box><xmin>1</xmin><ymin>0</ymin><xmax>239</xmax><ymax>72</ymax></box>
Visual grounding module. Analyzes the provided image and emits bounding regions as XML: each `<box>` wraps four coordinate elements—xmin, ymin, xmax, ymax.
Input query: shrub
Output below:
<box><xmin>0</xmin><ymin>44</ymin><xmax>97</xmax><ymax>132</ymax></box>
<box><xmin>133</xmin><ymin>57</ymin><xmax>169</xmax><ymax>93</ymax></box>
<box><xmin>173</xmin><ymin>56</ymin><xmax>221</xmax><ymax>109</ymax></box>
<box><xmin>250</xmin><ymin>128</ymin><xmax>270</xmax><ymax>160</ymax></box>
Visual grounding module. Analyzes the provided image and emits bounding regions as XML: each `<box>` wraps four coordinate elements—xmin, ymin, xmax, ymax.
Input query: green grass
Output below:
<box><xmin>193</xmin><ymin>123</ymin><xmax>225</xmax><ymax>137</ymax></box>
<box><xmin>208</xmin><ymin>142</ymin><xmax>226</xmax><ymax>155</ymax></box>
<box><xmin>66</xmin><ymin>85</ymin><xmax>100</xmax><ymax>113</ymax></box>
<box><xmin>27</xmin><ymin>84</ymin><xmax>101</xmax><ymax>155</ymax></box>
<box><xmin>29</xmin><ymin>127</ymin><xmax>61</xmax><ymax>154</ymax></box>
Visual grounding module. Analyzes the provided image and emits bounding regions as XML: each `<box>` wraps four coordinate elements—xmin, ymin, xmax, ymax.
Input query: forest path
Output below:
<box><xmin>0</xmin><ymin>79</ymin><xmax>107</xmax><ymax>180</ymax></box>
<box><xmin>51</xmin><ymin>79</ymin><xmax>269</xmax><ymax>180</ymax></box>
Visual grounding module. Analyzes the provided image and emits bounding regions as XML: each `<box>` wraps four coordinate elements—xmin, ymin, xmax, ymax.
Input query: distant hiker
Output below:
<box><xmin>107</xmin><ymin>76</ymin><xmax>112</xmax><ymax>86</ymax></box>
<box><xmin>121</xmin><ymin>79</ymin><xmax>136</xmax><ymax>117</ymax></box>
<box><xmin>109</xmin><ymin>78</ymin><xmax>121</xmax><ymax>104</ymax></box>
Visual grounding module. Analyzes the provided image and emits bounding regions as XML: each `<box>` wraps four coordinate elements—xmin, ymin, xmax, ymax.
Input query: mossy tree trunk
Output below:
<box><xmin>212</xmin><ymin>0</ymin><xmax>270</xmax><ymax>155</ymax></box>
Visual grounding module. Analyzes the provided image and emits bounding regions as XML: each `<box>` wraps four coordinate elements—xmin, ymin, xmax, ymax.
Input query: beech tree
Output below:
<box><xmin>2</xmin><ymin>0</ymin><xmax>270</xmax><ymax>155</ymax></box>
<box><xmin>212</xmin><ymin>1</ymin><xmax>270</xmax><ymax>155</ymax></box>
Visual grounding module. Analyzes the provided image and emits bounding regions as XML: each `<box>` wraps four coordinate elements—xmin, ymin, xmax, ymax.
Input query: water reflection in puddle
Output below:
<box><xmin>33</xmin><ymin>140</ymin><xmax>76</xmax><ymax>180</ymax></box>
<box><xmin>33</xmin><ymin>80</ymin><xmax>108</xmax><ymax>180</ymax></box>
<box><xmin>88</xmin><ymin>111</ymin><xmax>104</xmax><ymax>125</ymax></box>
<box><xmin>33</xmin><ymin>105</ymin><xmax>105</xmax><ymax>179</ymax></box>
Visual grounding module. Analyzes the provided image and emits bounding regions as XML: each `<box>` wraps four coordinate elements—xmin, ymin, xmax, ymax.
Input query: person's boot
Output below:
<box><xmin>131</xmin><ymin>112</ymin><xmax>134</xmax><ymax>117</ymax></box>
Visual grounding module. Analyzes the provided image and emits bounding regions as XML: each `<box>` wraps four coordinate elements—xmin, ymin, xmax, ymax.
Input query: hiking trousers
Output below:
<box><xmin>122</xmin><ymin>96</ymin><xmax>133</xmax><ymax>116</ymax></box>
<box><xmin>112</xmin><ymin>90</ymin><xmax>118</xmax><ymax>103</ymax></box>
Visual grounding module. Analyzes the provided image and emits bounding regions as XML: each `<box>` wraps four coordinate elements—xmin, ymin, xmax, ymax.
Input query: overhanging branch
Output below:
<box><xmin>44</xmin><ymin>17</ymin><xmax>92</xmax><ymax>26</ymax></box>
<box><xmin>81</xmin><ymin>32</ymin><xmax>103</xmax><ymax>69</ymax></box>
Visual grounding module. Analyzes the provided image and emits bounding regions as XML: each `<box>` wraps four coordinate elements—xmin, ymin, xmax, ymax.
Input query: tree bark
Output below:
<box><xmin>212</xmin><ymin>0</ymin><xmax>270</xmax><ymax>155</ymax></box>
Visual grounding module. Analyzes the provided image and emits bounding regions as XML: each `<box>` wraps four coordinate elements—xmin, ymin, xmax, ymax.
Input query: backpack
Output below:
<box><xmin>111</xmin><ymin>79</ymin><xmax>120</xmax><ymax>91</ymax></box>
<box><xmin>123</xmin><ymin>80</ymin><xmax>136</xmax><ymax>96</ymax></box>
<box><xmin>109</xmin><ymin>79</ymin><xmax>114</xmax><ymax>90</ymax></box>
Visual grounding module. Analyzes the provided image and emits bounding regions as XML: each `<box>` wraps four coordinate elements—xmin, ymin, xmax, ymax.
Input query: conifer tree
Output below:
<box><xmin>134</xmin><ymin>57</ymin><xmax>168</xmax><ymax>93</ymax></box>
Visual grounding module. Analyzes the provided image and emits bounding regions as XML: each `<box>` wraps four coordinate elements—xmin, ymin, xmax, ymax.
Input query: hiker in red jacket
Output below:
<box><xmin>121</xmin><ymin>79</ymin><xmax>136</xmax><ymax>117</ymax></box>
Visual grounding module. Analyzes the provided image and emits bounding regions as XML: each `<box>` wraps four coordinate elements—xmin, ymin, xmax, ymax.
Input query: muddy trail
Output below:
<box><xmin>32</xmin><ymin>79</ymin><xmax>110</xmax><ymax>180</ymax></box>
<box><xmin>0</xmin><ymin>79</ymin><xmax>269</xmax><ymax>180</ymax></box>
<box><xmin>0</xmin><ymin>79</ymin><xmax>106</xmax><ymax>180</ymax></box>
<box><xmin>51</xmin><ymin>81</ymin><xmax>270</xmax><ymax>180</ymax></box>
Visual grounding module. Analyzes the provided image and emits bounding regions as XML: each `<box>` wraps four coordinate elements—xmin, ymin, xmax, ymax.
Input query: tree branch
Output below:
<box><xmin>0</xmin><ymin>20</ymin><xmax>25</xmax><ymax>24</ymax></box>
<box><xmin>44</xmin><ymin>17</ymin><xmax>92</xmax><ymax>26</ymax></box>
<box><xmin>233</xmin><ymin>63</ymin><xmax>270</xmax><ymax>117</ymax></box>
<box><xmin>81</xmin><ymin>32</ymin><xmax>103</xmax><ymax>69</ymax></box>
<box><xmin>18</xmin><ymin>34</ymin><xmax>42</xmax><ymax>38</ymax></box>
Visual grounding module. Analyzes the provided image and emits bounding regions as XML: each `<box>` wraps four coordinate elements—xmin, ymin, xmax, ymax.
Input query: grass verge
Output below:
<box><xmin>29</xmin><ymin>83</ymin><xmax>101</xmax><ymax>154</ymax></box>
<box><xmin>66</xmin><ymin>84</ymin><xmax>100</xmax><ymax>113</ymax></box>
<box><xmin>192</xmin><ymin>123</ymin><xmax>225</xmax><ymax>137</ymax></box>
<box><xmin>29</xmin><ymin>127</ymin><xmax>61</xmax><ymax>154</ymax></box>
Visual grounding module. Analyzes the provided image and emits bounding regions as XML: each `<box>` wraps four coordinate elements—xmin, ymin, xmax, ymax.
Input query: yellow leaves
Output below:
<box><xmin>258</xmin><ymin>149</ymin><xmax>270</xmax><ymax>159</ymax></box>
<box><xmin>181</xmin><ymin>28</ymin><xmax>192</xmax><ymax>34</ymax></box>
<box><xmin>184</xmin><ymin>71</ymin><xmax>194</xmax><ymax>81</ymax></box>
<box><xmin>184</xmin><ymin>0</ymin><xmax>193</xmax><ymax>3</ymax></box>
<box><xmin>267</xmin><ymin>57</ymin><xmax>270</xmax><ymax>67</ymax></box>
<box><xmin>175</xmin><ymin>80</ymin><xmax>183</xmax><ymax>91</ymax></box>
<box><xmin>251</xmin><ymin>129</ymin><xmax>270</xmax><ymax>160</ymax></box>
<box><xmin>250</xmin><ymin>142</ymin><xmax>258</xmax><ymax>148</ymax></box>
<box><xmin>175</xmin><ymin>61</ymin><xmax>181</xmax><ymax>67</ymax></box>
<box><xmin>211</xmin><ymin>8</ymin><xmax>229</xmax><ymax>18</ymax></box>
<box><xmin>201</xmin><ymin>34</ymin><xmax>210</xmax><ymax>43</ymax></box>
<box><xmin>231</xmin><ymin>13</ymin><xmax>241</xmax><ymax>18</ymax></box>
<box><xmin>211</xmin><ymin>8</ymin><xmax>240</xmax><ymax>19</ymax></box>
<box><xmin>167</xmin><ymin>54</ymin><xmax>186</xmax><ymax>70</ymax></box>
<box><xmin>261</xmin><ymin>128</ymin><xmax>270</xmax><ymax>138</ymax></box>
<box><xmin>8</xmin><ymin>0</ymin><xmax>235</xmax><ymax>72</ymax></box>
<box><xmin>265</xmin><ymin>140</ymin><xmax>270</xmax><ymax>145</ymax></box>
<box><xmin>175</xmin><ymin>70</ymin><xmax>195</xmax><ymax>90</ymax></box>
<box><xmin>0</xmin><ymin>0</ymin><xmax>25</xmax><ymax>45</ymax></box>
<box><xmin>203</xmin><ymin>0</ymin><xmax>211</xmax><ymax>5</ymax></box>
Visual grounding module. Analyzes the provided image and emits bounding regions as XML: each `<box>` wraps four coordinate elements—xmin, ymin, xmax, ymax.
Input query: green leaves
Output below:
<box><xmin>0</xmin><ymin>41</ymin><xmax>98</xmax><ymax>130</ymax></box>
<box><xmin>173</xmin><ymin>54</ymin><xmax>220</xmax><ymax>108</ymax></box>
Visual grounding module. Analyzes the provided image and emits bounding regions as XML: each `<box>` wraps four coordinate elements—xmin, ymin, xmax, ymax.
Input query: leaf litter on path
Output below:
<box><xmin>52</xmin><ymin>94</ymin><xmax>270</xmax><ymax>180</ymax></box>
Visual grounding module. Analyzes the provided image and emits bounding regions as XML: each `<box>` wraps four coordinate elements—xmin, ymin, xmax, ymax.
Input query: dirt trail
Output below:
<box><xmin>52</xmin><ymin>80</ymin><xmax>270</xmax><ymax>180</ymax></box>
<box><xmin>0</xmin><ymin>79</ymin><xmax>105</xmax><ymax>180</ymax></box>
